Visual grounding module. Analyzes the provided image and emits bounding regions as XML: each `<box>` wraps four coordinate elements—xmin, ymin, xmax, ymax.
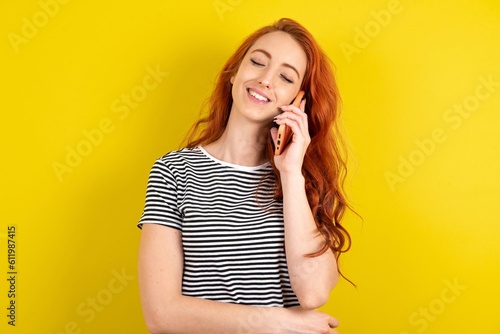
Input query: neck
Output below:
<box><xmin>203</xmin><ymin>115</ymin><xmax>270</xmax><ymax>167</ymax></box>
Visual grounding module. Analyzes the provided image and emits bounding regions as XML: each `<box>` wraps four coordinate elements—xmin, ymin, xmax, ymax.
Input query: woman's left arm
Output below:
<box><xmin>281</xmin><ymin>172</ymin><xmax>339</xmax><ymax>309</ymax></box>
<box><xmin>272</xmin><ymin>100</ymin><xmax>339</xmax><ymax>310</ymax></box>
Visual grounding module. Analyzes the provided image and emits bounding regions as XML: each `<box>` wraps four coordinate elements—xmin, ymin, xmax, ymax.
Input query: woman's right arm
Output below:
<box><xmin>138</xmin><ymin>224</ymin><xmax>340</xmax><ymax>334</ymax></box>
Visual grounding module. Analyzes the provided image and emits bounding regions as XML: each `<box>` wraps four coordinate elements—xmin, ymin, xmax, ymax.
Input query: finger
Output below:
<box><xmin>329</xmin><ymin>317</ymin><xmax>340</xmax><ymax>328</ymax></box>
<box><xmin>273</xmin><ymin>115</ymin><xmax>304</xmax><ymax>141</ymax></box>
<box><xmin>278</xmin><ymin>105</ymin><xmax>308</xmax><ymax>131</ymax></box>
<box><xmin>275</xmin><ymin>111</ymin><xmax>309</xmax><ymax>140</ymax></box>
<box><xmin>276</xmin><ymin>107</ymin><xmax>307</xmax><ymax>126</ymax></box>
<box><xmin>274</xmin><ymin>111</ymin><xmax>301</xmax><ymax>124</ymax></box>
<box><xmin>299</xmin><ymin>98</ymin><xmax>306</xmax><ymax>112</ymax></box>
<box><xmin>279</xmin><ymin>104</ymin><xmax>306</xmax><ymax>116</ymax></box>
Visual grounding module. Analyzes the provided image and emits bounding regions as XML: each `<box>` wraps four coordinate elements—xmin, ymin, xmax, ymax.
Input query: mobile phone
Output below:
<box><xmin>274</xmin><ymin>90</ymin><xmax>305</xmax><ymax>156</ymax></box>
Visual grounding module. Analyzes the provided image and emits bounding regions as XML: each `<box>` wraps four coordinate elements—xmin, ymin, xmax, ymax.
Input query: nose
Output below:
<box><xmin>258</xmin><ymin>71</ymin><xmax>273</xmax><ymax>88</ymax></box>
<box><xmin>259</xmin><ymin>78</ymin><xmax>272</xmax><ymax>90</ymax></box>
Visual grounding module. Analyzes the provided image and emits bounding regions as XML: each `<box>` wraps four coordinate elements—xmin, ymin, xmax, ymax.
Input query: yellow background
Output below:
<box><xmin>2</xmin><ymin>0</ymin><xmax>499</xmax><ymax>333</ymax></box>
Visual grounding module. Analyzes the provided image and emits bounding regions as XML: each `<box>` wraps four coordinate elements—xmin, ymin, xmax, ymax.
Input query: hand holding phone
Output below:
<box><xmin>274</xmin><ymin>90</ymin><xmax>305</xmax><ymax>156</ymax></box>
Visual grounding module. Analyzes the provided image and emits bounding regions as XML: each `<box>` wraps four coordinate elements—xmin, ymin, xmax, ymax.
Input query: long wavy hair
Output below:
<box><xmin>184</xmin><ymin>18</ymin><xmax>354</xmax><ymax>281</ymax></box>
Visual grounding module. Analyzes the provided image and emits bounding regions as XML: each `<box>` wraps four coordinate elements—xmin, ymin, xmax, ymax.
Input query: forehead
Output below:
<box><xmin>248</xmin><ymin>31</ymin><xmax>307</xmax><ymax>74</ymax></box>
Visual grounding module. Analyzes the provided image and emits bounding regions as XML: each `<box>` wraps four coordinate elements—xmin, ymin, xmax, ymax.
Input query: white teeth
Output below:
<box><xmin>249</xmin><ymin>89</ymin><xmax>269</xmax><ymax>102</ymax></box>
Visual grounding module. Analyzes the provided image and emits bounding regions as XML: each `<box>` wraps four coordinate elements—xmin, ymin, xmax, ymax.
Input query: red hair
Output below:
<box><xmin>185</xmin><ymin>18</ymin><xmax>354</xmax><ymax>279</ymax></box>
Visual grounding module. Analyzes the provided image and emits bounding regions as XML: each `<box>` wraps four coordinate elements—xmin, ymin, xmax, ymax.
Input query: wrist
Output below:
<box><xmin>265</xmin><ymin>307</ymin><xmax>288</xmax><ymax>334</ymax></box>
<box><xmin>280</xmin><ymin>172</ymin><xmax>305</xmax><ymax>190</ymax></box>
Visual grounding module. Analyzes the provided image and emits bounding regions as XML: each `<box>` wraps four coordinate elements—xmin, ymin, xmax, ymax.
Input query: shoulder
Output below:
<box><xmin>151</xmin><ymin>146</ymin><xmax>214</xmax><ymax>176</ymax></box>
<box><xmin>156</xmin><ymin>147</ymin><xmax>207</xmax><ymax>167</ymax></box>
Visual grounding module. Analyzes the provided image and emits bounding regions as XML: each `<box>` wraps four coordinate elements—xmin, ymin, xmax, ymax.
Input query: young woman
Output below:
<box><xmin>137</xmin><ymin>18</ymin><xmax>352</xmax><ymax>334</ymax></box>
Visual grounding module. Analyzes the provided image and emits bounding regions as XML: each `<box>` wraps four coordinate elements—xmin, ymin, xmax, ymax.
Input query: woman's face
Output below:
<box><xmin>230</xmin><ymin>31</ymin><xmax>307</xmax><ymax>124</ymax></box>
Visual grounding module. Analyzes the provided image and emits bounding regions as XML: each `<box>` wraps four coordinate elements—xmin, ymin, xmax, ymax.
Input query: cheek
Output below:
<box><xmin>230</xmin><ymin>77</ymin><xmax>245</xmax><ymax>103</ymax></box>
<box><xmin>235</xmin><ymin>62</ymin><xmax>259</xmax><ymax>82</ymax></box>
<box><xmin>231</xmin><ymin>68</ymin><xmax>247</xmax><ymax>86</ymax></box>
<box><xmin>278</xmin><ymin>89</ymin><xmax>299</xmax><ymax>106</ymax></box>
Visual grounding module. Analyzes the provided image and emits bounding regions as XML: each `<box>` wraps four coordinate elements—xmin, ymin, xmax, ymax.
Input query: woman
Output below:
<box><xmin>137</xmin><ymin>18</ymin><xmax>352</xmax><ymax>333</ymax></box>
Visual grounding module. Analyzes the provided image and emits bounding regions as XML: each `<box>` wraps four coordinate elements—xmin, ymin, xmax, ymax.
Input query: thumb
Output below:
<box><xmin>270</xmin><ymin>126</ymin><xmax>278</xmax><ymax>145</ymax></box>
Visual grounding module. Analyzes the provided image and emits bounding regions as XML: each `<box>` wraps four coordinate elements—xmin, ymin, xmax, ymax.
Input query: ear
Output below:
<box><xmin>230</xmin><ymin>76</ymin><xmax>234</xmax><ymax>84</ymax></box>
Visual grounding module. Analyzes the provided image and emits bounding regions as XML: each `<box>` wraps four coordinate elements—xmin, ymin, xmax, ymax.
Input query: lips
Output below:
<box><xmin>247</xmin><ymin>88</ymin><xmax>271</xmax><ymax>102</ymax></box>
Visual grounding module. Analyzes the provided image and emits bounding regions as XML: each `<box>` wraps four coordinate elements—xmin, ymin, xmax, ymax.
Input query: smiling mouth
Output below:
<box><xmin>248</xmin><ymin>88</ymin><xmax>270</xmax><ymax>102</ymax></box>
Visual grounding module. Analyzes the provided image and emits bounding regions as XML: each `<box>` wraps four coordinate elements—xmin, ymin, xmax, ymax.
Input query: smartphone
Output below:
<box><xmin>274</xmin><ymin>90</ymin><xmax>305</xmax><ymax>156</ymax></box>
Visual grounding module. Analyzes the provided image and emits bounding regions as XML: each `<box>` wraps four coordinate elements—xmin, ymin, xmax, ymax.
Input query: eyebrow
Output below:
<box><xmin>250</xmin><ymin>49</ymin><xmax>301</xmax><ymax>80</ymax></box>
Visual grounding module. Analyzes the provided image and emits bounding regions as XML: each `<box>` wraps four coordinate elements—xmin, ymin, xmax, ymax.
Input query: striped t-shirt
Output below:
<box><xmin>138</xmin><ymin>146</ymin><xmax>299</xmax><ymax>307</ymax></box>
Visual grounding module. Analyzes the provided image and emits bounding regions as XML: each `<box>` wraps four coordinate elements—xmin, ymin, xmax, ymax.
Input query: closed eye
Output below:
<box><xmin>251</xmin><ymin>58</ymin><xmax>294</xmax><ymax>83</ymax></box>
<box><xmin>250</xmin><ymin>59</ymin><xmax>264</xmax><ymax>67</ymax></box>
<box><xmin>281</xmin><ymin>74</ymin><xmax>294</xmax><ymax>84</ymax></box>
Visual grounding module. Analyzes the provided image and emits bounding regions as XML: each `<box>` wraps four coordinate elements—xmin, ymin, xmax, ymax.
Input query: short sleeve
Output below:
<box><xmin>137</xmin><ymin>159</ymin><xmax>182</xmax><ymax>231</ymax></box>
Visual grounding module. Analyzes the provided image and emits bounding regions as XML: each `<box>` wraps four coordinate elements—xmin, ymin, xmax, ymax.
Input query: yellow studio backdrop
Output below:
<box><xmin>1</xmin><ymin>0</ymin><xmax>499</xmax><ymax>333</ymax></box>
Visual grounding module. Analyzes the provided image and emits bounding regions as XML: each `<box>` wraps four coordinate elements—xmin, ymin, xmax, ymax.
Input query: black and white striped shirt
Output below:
<box><xmin>138</xmin><ymin>146</ymin><xmax>299</xmax><ymax>307</ymax></box>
